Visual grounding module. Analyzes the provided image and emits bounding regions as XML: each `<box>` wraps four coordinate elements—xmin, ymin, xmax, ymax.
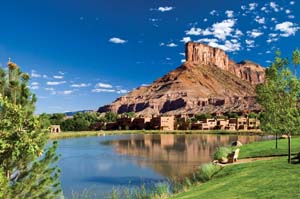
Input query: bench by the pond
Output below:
<box><xmin>228</xmin><ymin>148</ymin><xmax>240</xmax><ymax>163</ymax></box>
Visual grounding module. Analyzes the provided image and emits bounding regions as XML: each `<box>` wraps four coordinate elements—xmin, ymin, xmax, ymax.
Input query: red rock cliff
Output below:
<box><xmin>185</xmin><ymin>42</ymin><xmax>265</xmax><ymax>84</ymax></box>
<box><xmin>98</xmin><ymin>42</ymin><xmax>266</xmax><ymax>115</ymax></box>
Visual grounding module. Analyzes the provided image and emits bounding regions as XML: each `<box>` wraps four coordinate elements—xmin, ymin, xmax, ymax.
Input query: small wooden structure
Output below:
<box><xmin>49</xmin><ymin>125</ymin><xmax>61</xmax><ymax>133</ymax></box>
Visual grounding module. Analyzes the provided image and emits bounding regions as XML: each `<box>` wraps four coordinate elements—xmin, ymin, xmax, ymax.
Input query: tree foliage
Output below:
<box><xmin>0</xmin><ymin>60</ymin><xmax>61</xmax><ymax>198</ymax></box>
<box><xmin>256</xmin><ymin>51</ymin><xmax>300</xmax><ymax>135</ymax></box>
<box><xmin>256</xmin><ymin>50</ymin><xmax>300</xmax><ymax>162</ymax></box>
<box><xmin>195</xmin><ymin>113</ymin><xmax>212</xmax><ymax>121</ymax></box>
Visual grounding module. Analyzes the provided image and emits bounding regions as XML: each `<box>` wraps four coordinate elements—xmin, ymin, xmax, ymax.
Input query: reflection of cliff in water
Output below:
<box><xmin>105</xmin><ymin>134</ymin><xmax>273</xmax><ymax>178</ymax></box>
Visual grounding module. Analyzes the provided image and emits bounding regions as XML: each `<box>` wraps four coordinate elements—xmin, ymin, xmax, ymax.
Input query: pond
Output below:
<box><xmin>57</xmin><ymin>133</ymin><xmax>273</xmax><ymax>198</ymax></box>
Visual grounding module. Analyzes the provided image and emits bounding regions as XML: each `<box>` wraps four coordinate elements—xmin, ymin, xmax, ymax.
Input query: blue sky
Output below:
<box><xmin>0</xmin><ymin>0</ymin><xmax>299</xmax><ymax>114</ymax></box>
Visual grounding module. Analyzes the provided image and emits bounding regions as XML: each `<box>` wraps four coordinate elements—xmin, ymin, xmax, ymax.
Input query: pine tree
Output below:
<box><xmin>0</xmin><ymin>59</ymin><xmax>62</xmax><ymax>198</ymax></box>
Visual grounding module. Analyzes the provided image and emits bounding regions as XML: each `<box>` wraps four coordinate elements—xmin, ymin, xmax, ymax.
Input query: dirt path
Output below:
<box><xmin>217</xmin><ymin>156</ymin><xmax>275</xmax><ymax>167</ymax></box>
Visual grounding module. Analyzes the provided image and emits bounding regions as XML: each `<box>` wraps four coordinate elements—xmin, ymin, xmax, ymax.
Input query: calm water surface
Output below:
<box><xmin>57</xmin><ymin>134</ymin><xmax>273</xmax><ymax>198</ymax></box>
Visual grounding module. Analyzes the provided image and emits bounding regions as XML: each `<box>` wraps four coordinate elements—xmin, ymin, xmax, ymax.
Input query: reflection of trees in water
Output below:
<box><xmin>107</xmin><ymin>134</ymin><xmax>272</xmax><ymax>178</ymax></box>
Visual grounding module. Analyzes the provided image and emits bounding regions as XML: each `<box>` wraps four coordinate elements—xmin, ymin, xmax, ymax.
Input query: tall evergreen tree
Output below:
<box><xmin>0</xmin><ymin>59</ymin><xmax>62</xmax><ymax>198</ymax></box>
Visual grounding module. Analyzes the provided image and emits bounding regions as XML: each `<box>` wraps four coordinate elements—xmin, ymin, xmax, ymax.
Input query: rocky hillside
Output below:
<box><xmin>98</xmin><ymin>42</ymin><xmax>265</xmax><ymax>115</ymax></box>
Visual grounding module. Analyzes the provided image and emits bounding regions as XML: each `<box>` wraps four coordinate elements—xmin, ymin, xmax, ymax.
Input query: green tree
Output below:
<box><xmin>123</xmin><ymin>112</ymin><xmax>136</xmax><ymax>118</ymax></box>
<box><xmin>38</xmin><ymin>113</ymin><xmax>51</xmax><ymax>129</ymax></box>
<box><xmin>49</xmin><ymin>113</ymin><xmax>66</xmax><ymax>125</ymax></box>
<box><xmin>248</xmin><ymin>112</ymin><xmax>258</xmax><ymax>118</ymax></box>
<box><xmin>0</xmin><ymin>60</ymin><xmax>62</xmax><ymax>198</ymax></box>
<box><xmin>292</xmin><ymin>48</ymin><xmax>300</xmax><ymax>76</ymax></box>
<box><xmin>105</xmin><ymin>112</ymin><xmax>118</xmax><ymax>122</ymax></box>
<box><xmin>256</xmin><ymin>50</ymin><xmax>300</xmax><ymax>163</ymax></box>
<box><xmin>195</xmin><ymin>113</ymin><xmax>212</xmax><ymax>121</ymax></box>
<box><xmin>227</xmin><ymin>112</ymin><xmax>239</xmax><ymax>119</ymax></box>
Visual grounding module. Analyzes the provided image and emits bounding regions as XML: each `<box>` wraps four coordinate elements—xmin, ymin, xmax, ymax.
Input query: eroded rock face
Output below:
<box><xmin>98</xmin><ymin>42</ymin><xmax>266</xmax><ymax>115</ymax></box>
<box><xmin>186</xmin><ymin>42</ymin><xmax>229</xmax><ymax>71</ymax></box>
<box><xmin>185</xmin><ymin>42</ymin><xmax>265</xmax><ymax>84</ymax></box>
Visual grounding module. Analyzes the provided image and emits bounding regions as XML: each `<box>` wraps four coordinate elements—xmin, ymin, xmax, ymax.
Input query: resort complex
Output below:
<box><xmin>93</xmin><ymin>114</ymin><xmax>260</xmax><ymax>131</ymax></box>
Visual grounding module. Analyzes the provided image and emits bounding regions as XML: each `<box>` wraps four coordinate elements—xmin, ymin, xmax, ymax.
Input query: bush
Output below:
<box><xmin>213</xmin><ymin>147</ymin><xmax>232</xmax><ymax>160</ymax></box>
<box><xmin>150</xmin><ymin>182</ymin><xmax>171</xmax><ymax>199</ymax></box>
<box><xmin>196</xmin><ymin>163</ymin><xmax>222</xmax><ymax>182</ymax></box>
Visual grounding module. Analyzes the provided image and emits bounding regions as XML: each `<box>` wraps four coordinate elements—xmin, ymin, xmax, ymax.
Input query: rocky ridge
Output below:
<box><xmin>98</xmin><ymin>42</ymin><xmax>265</xmax><ymax>115</ymax></box>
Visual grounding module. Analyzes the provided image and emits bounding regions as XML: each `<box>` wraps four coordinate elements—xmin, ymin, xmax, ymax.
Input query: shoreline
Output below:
<box><xmin>49</xmin><ymin>129</ymin><xmax>266</xmax><ymax>139</ymax></box>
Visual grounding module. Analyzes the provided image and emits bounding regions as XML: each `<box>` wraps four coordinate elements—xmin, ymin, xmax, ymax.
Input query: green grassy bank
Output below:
<box><xmin>49</xmin><ymin>129</ymin><xmax>263</xmax><ymax>139</ymax></box>
<box><xmin>169</xmin><ymin>137</ymin><xmax>300</xmax><ymax>199</ymax></box>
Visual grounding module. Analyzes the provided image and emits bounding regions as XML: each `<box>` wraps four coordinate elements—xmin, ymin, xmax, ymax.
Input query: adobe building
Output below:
<box><xmin>216</xmin><ymin>119</ymin><xmax>229</xmax><ymax>130</ymax></box>
<box><xmin>226</xmin><ymin>118</ymin><xmax>237</xmax><ymax>130</ymax></box>
<box><xmin>131</xmin><ymin>117</ymin><xmax>151</xmax><ymax>130</ymax></box>
<box><xmin>237</xmin><ymin>117</ymin><xmax>248</xmax><ymax>130</ymax></box>
<box><xmin>200</xmin><ymin>119</ymin><xmax>217</xmax><ymax>130</ymax></box>
<box><xmin>117</xmin><ymin>117</ymin><xmax>134</xmax><ymax>130</ymax></box>
<box><xmin>49</xmin><ymin>125</ymin><xmax>61</xmax><ymax>133</ymax></box>
<box><xmin>150</xmin><ymin>116</ymin><xmax>175</xmax><ymax>131</ymax></box>
<box><xmin>248</xmin><ymin>118</ymin><xmax>260</xmax><ymax>129</ymax></box>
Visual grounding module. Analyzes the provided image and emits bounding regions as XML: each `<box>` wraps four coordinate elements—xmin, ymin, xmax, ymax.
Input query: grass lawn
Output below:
<box><xmin>239</xmin><ymin>137</ymin><xmax>300</xmax><ymax>158</ymax></box>
<box><xmin>170</xmin><ymin>157</ymin><xmax>300</xmax><ymax>199</ymax></box>
<box><xmin>169</xmin><ymin>137</ymin><xmax>300</xmax><ymax>199</ymax></box>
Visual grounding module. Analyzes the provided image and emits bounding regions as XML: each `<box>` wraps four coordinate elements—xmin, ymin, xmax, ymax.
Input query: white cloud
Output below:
<box><xmin>275</xmin><ymin>21</ymin><xmax>300</xmax><ymax>37</ymax></box>
<box><xmin>180</xmin><ymin>37</ymin><xmax>191</xmax><ymax>43</ymax></box>
<box><xmin>288</xmin><ymin>15</ymin><xmax>295</xmax><ymax>19</ymax></box>
<box><xmin>286</xmin><ymin>9</ymin><xmax>291</xmax><ymax>14</ymax></box>
<box><xmin>290</xmin><ymin>1</ymin><xmax>295</xmax><ymax>5</ymax></box>
<box><xmin>109</xmin><ymin>37</ymin><xmax>127</xmax><ymax>44</ymax></box>
<box><xmin>255</xmin><ymin>16</ymin><xmax>265</xmax><ymax>24</ymax></box>
<box><xmin>53</xmin><ymin>75</ymin><xmax>64</xmax><ymax>79</ymax></box>
<box><xmin>209</xmin><ymin>10</ymin><xmax>217</xmax><ymax>16</ymax></box>
<box><xmin>31</xmin><ymin>82</ymin><xmax>39</xmax><ymax>86</ymax></box>
<box><xmin>96</xmin><ymin>82</ymin><xmax>113</xmax><ymax>88</ymax></box>
<box><xmin>249</xmin><ymin>3</ymin><xmax>258</xmax><ymax>10</ymax></box>
<box><xmin>270</xmin><ymin>2</ymin><xmax>279</xmax><ymax>12</ymax></box>
<box><xmin>92</xmin><ymin>88</ymin><xmax>116</xmax><ymax>93</ymax></box>
<box><xmin>166</xmin><ymin>43</ymin><xmax>177</xmax><ymax>47</ymax></box>
<box><xmin>261</xmin><ymin>7</ymin><xmax>267</xmax><ymax>12</ymax></box>
<box><xmin>45</xmin><ymin>87</ymin><xmax>56</xmax><ymax>95</ymax></box>
<box><xmin>61</xmin><ymin>90</ymin><xmax>73</xmax><ymax>95</ymax></box>
<box><xmin>245</xmin><ymin>39</ymin><xmax>254</xmax><ymax>45</ymax></box>
<box><xmin>203</xmin><ymin>18</ymin><xmax>208</xmax><ymax>22</ymax></box>
<box><xmin>31</xmin><ymin>86</ymin><xmax>39</xmax><ymax>90</ymax></box>
<box><xmin>248</xmin><ymin>29</ymin><xmax>264</xmax><ymax>38</ymax></box>
<box><xmin>45</xmin><ymin>88</ymin><xmax>55</xmax><ymax>91</ymax></box>
<box><xmin>211</xmin><ymin>19</ymin><xmax>236</xmax><ymax>40</ymax></box>
<box><xmin>186</xmin><ymin>27</ymin><xmax>202</xmax><ymax>35</ymax></box>
<box><xmin>117</xmin><ymin>89</ymin><xmax>129</xmax><ymax>94</ymax></box>
<box><xmin>245</xmin><ymin>39</ymin><xmax>255</xmax><ymax>48</ymax></box>
<box><xmin>31</xmin><ymin>70</ymin><xmax>41</xmax><ymax>78</ymax></box>
<box><xmin>196</xmin><ymin>38</ymin><xmax>240</xmax><ymax>52</ymax></box>
<box><xmin>225</xmin><ymin>10</ymin><xmax>234</xmax><ymax>18</ymax></box>
<box><xmin>71</xmin><ymin>83</ymin><xmax>91</xmax><ymax>88</ymax></box>
<box><xmin>47</xmin><ymin>81</ymin><xmax>66</xmax><ymax>86</ymax></box>
<box><xmin>157</xmin><ymin>6</ymin><xmax>174</xmax><ymax>12</ymax></box>
<box><xmin>58</xmin><ymin>71</ymin><xmax>65</xmax><ymax>75</ymax></box>
<box><xmin>186</xmin><ymin>19</ymin><xmax>236</xmax><ymax>41</ymax></box>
